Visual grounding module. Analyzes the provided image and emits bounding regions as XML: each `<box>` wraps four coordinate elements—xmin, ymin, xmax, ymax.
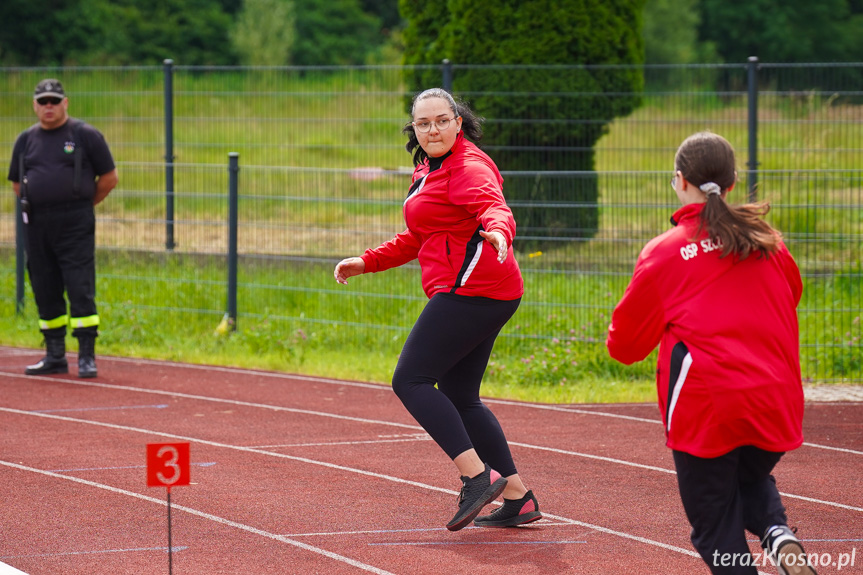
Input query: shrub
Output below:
<box><xmin>400</xmin><ymin>0</ymin><xmax>646</xmax><ymax>249</ymax></box>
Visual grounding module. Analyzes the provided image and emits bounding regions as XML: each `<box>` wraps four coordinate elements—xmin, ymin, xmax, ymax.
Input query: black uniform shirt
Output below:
<box><xmin>7</xmin><ymin>119</ymin><xmax>115</xmax><ymax>206</ymax></box>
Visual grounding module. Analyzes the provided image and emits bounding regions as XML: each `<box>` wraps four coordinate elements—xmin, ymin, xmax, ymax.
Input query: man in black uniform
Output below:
<box><xmin>7</xmin><ymin>79</ymin><xmax>118</xmax><ymax>378</ymax></box>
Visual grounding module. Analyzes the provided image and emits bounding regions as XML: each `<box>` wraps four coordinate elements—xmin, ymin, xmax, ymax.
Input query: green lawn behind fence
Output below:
<box><xmin>1</xmin><ymin>68</ymin><xmax>860</xmax><ymax>400</ymax></box>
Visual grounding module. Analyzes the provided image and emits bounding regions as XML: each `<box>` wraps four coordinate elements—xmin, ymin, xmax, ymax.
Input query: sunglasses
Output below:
<box><xmin>36</xmin><ymin>96</ymin><xmax>63</xmax><ymax>106</ymax></box>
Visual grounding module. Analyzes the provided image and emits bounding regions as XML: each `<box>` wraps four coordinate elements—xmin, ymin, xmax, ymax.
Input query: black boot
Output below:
<box><xmin>25</xmin><ymin>332</ymin><xmax>68</xmax><ymax>375</ymax></box>
<box><xmin>76</xmin><ymin>333</ymin><xmax>98</xmax><ymax>378</ymax></box>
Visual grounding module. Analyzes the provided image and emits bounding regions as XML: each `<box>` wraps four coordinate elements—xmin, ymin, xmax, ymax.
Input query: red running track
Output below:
<box><xmin>1</xmin><ymin>345</ymin><xmax>861</xmax><ymax>575</ymax></box>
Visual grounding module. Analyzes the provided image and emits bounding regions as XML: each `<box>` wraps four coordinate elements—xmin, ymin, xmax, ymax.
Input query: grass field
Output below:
<box><xmin>1</xmin><ymin>66</ymin><xmax>860</xmax><ymax>399</ymax></box>
<box><xmin>0</xmin><ymin>246</ymin><xmax>658</xmax><ymax>403</ymax></box>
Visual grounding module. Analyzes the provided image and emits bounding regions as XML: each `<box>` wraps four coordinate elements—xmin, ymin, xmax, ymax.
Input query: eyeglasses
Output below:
<box><xmin>670</xmin><ymin>175</ymin><xmax>678</xmax><ymax>190</ymax></box>
<box><xmin>36</xmin><ymin>97</ymin><xmax>63</xmax><ymax>106</ymax></box>
<box><xmin>412</xmin><ymin>117</ymin><xmax>458</xmax><ymax>133</ymax></box>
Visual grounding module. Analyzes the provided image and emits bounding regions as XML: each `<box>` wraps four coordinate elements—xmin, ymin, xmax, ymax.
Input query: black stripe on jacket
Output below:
<box><xmin>450</xmin><ymin>225</ymin><xmax>485</xmax><ymax>294</ymax></box>
<box><xmin>666</xmin><ymin>341</ymin><xmax>690</xmax><ymax>429</ymax></box>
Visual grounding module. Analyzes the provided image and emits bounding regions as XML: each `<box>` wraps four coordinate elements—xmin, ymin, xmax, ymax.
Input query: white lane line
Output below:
<box><xmin>2</xmin><ymin>547</ymin><xmax>187</xmax><ymax>559</ymax></box>
<box><xmin>0</xmin><ymin>408</ymin><xmax>849</xmax><ymax>574</ymax></box>
<box><xmin>15</xmin><ymin>371</ymin><xmax>860</xmax><ymax>471</ymax></box>
<box><xmin>3</xmin><ymin>370</ymin><xmax>861</xmax><ymax>457</ymax></box>
<box><xmin>367</xmin><ymin>540</ymin><xmax>587</xmax><ymax>546</ymax></box>
<box><xmin>0</xmin><ymin>351</ymin><xmax>390</xmax><ymax>391</ymax></box>
<box><xmin>0</xmin><ymin>409</ymin><xmax>713</xmax><ymax>563</ymax></box>
<box><xmin>485</xmin><ymin>398</ymin><xmax>661</xmax><ymax>424</ymax></box>
<box><xmin>3</xmin><ymin>386</ymin><xmax>862</xmax><ymax>514</ymax></box>
<box><xmin>47</xmin><ymin>462</ymin><xmax>216</xmax><ymax>473</ymax></box>
<box><xmin>287</xmin><ymin>527</ymin><xmax>455</xmax><ymax>537</ymax></box>
<box><xmin>32</xmin><ymin>404</ymin><xmax>169</xmax><ymax>413</ymax></box>
<box><xmin>779</xmin><ymin>493</ymin><xmax>863</xmax><ymax>512</ymax></box>
<box><xmin>251</xmin><ymin>437</ymin><xmax>432</xmax><ymax>449</ymax></box>
<box><xmin>3</xmin><ymin>346</ymin><xmax>863</xmax><ymax>407</ymax></box>
<box><xmin>285</xmin><ymin>522</ymin><xmax>573</xmax><ymax>538</ymax></box>
<box><xmin>509</xmin><ymin>441</ymin><xmax>676</xmax><ymax>474</ymax></box>
<box><xmin>0</xmin><ymin>561</ymin><xmax>28</xmax><ymax>574</ymax></box>
<box><xmin>0</xmin><ymin>407</ymin><xmax>453</xmax><ymax>496</ymax></box>
<box><xmin>0</xmin><ymin>460</ymin><xmax>396</xmax><ymax>575</ymax></box>
<box><xmin>508</xmin><ymin>441</ymin><xmax>863</xmax><ymax>513</ymax></box>
<box><xmin>489</xmin><ymin>399</ymin><xmax>863</xmax><ymax>457</ymax></box>
<box><xmin>0</xmin><ymin>408</ymin><xmax>841</xmax><ymax>574</ymax></box>
<box><xmin>0</xmin><ymin>374</ymin><xmax>421</xmax><ymax>431</ymax></box>
<box><xmin>802</xmin><ymin>442</ymin><xmax>863</xmax><ymax>456</ymax></box>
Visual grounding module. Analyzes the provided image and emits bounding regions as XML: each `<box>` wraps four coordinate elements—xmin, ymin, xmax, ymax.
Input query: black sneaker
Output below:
<box><xmin>474</xmin><ymin>490</ymin><xmax>542</xmax><ymax>527</ymax></box>
<box><xmin>761</xmin><ymin>525</ymin><xmax>818</xmax><ymax>575</ymax></box>
<box><xmin>446</xmin><ymin>464</ymin><xmax>507</xmax><ymax>532</ymax></box>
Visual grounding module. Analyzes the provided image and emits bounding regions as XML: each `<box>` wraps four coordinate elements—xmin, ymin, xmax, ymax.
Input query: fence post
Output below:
<box><xmin>225</xmin><ymin>153</ymin><xmax>239</xmax><ymax>332</ymax></box>
<box><xmin>747</xmin><ymin>56</ymin><xmax>759</xmax><ymax>202</ymax></box>
<box><xmin>442</xmin><ymin>59</ymin><xmax>453</xmax><ymax>93</ymax></box>
<box><xmin>164</xmin><ymin>58</ymin><xmax>176</xmax><ymax>251</ymax></box>
<box><xmin>15</xmin><ymin>197</ymin><xmax>25</xmax><ymax>315</ymax></box>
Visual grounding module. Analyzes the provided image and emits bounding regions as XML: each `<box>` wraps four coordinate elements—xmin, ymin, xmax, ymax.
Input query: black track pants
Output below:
<box><xmin>673</xmin><ymin>446</ymin><xmax>788</xmax><ymax>574</ymax></box>
<box><xmin>25</xmin><ymin>203</ymin><xmax>97</xmax><ymax>333</ymax></box>
<box><xmin>392</xmin><ymin>293</ymin><xmax>520</xmax><ymax>477</ymax></box>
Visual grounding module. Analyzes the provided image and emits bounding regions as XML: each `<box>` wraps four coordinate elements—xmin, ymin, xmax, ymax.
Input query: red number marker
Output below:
<box><xmin>147</xmin><ymin>443</ymin><xmax>190</xmax><ymax>488</ymax></box>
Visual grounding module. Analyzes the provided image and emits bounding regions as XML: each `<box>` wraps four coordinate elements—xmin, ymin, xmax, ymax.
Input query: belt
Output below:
<box><xmin>30</xmin><ymin>199</ymin><xmax>93</xmax><ymax>213</ymax></box>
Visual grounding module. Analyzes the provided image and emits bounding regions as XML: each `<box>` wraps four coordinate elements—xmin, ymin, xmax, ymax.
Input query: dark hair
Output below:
<box><xmin>402</xmin><ymin>88</ymin><xmax>484</xmax><ymax>166</ymax></box>
<box><xmin>675</xmin><ymin>131</ymin><xmax>780</xmax><ymax>260</ymax></box>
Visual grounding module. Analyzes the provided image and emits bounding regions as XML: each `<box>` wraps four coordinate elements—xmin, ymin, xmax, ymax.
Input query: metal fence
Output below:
<box><xmin>1</xmin><ymin>61</ymin><xmax>860</xmax><ymax>383</ymax></box>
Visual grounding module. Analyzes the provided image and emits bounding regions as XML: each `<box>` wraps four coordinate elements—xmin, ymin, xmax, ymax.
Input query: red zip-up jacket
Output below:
<box><xmin>361</xmin><ymin>132</ymin><xmax>524</xmax><ymax>301</ymax></box>
<box><xmin>607</xmin><ymin>203</ymin><xmax>804</xmax><ymax>458</ymax></box>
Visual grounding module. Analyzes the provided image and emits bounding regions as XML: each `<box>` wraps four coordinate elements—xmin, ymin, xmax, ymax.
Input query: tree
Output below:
<box><xmin>0</xmin><ymin>0</ymin><xmax>84</xmax><ymax>65</ymax></box>
<box><xmin>231</xmin><ymin>0</ymin><xmax>296</xmax><ymax>66</ymax></box>
<box><xmin>400</xmin><ymin>0</ymin><xmax>646</xmax><ymax>248</ymax></box>
<box><xmin>359</xmin><ymin>0</ymin><xmax>403</xmax><ymax>32</ymax></box>
<box><xmin>643</xmin><ymin>0</ymin><xmax>717</xmax><ymax>65</ymax></box>
<box><xmin>96</xmin><ymin>0</ymin><xmax>237</xmax><ymax>65</ymax></box>
<box><xmin>700</xmin><ymin>0</ymin><xmax>862</xmax><ymax>63</ymax></box>
<box><xmin>0</xmin><ymin>0</ymin><xmax>237</xmax><ymax>65</ymax></box>
<box><xmin>358</xmin><ymin>0</ymin><xmax>405</xmax><ymax>63</ymax></box>
<box><xmin>292</xmin><ymin>0</ymin><xmax>383</xmax><ymax>65</ymax></box>
<box><xmin>641</xmin><ymin>0</ymin><xmax>719</xmax><ymax>90</ymax></box>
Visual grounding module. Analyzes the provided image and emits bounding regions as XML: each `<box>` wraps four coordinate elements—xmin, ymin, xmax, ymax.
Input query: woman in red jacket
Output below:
<box><xmin>334</xmin><ymin>88</ymin><xmax>541</xmax><ymax>531</ymax></box>
<box><xmin>607</xmin><ymin>132</ymin><xmax>816</xmax><ymax>574</ymax></box>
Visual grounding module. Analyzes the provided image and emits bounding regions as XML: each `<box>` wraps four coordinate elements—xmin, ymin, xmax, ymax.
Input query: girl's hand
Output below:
<box><xmin>334</xmin><ymin>257</ymin><xmax>365</xmax><ymax>285</ymax></box>
<box><xmin>479</xmin><ymin>230</ymin><xmax>508</xmax><ymax>263</ymax></box>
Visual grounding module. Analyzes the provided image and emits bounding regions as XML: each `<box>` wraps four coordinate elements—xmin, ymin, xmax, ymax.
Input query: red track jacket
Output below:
<box><xmin>607</xmin><ymin>202</ymin><xmax>804</xmax><ymax>458</ymax></box>
<box><xmin>361</xmin><ymin>133</ymin><xmax>523</xmax><ymax>301</ymax></box>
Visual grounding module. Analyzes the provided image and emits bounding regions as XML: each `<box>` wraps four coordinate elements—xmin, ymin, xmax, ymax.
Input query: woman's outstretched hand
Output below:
<box><xmin>479</xmin><ymin>230</ymin><xmax>508</xmax><ymax>263</ymax></box>
<box><xmin>334</xmin><ymin>257</ymin><xmax>366</xmax><ymax>285</ymax></box>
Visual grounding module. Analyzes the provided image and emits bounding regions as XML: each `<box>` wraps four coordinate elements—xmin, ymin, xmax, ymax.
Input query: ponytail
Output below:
<box><xmin>675</xmin><ymin>132</ymin><xmax>781</xmax><ymax>260</ymax></box>
<box><xmin>698</xmin><ymin>195</ymin><xmax>780</xmax><ymax>260</ymax></box>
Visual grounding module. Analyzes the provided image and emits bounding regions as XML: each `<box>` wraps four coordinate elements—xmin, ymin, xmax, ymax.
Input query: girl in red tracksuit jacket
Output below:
<box><xmin>607</xmin><ymin>132</ymin><xmax>817</xmax><ymax>575</ymax></box>
<box><xmin>334</xmin><ymin>89</ymin><xmax>541</xmax><ymax>532</ymax></box>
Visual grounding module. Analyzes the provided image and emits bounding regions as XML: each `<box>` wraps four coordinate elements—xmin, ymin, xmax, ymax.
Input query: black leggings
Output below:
<box><xmin>392</xmin><ymin>293</ymin><xmax>520</xmax><ymax>477</ymax></box>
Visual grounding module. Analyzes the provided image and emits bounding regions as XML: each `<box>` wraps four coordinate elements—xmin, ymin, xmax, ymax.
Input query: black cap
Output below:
<box><xmin>34</xmin><ymin>79</ymin><xmax>65</xmax><ymax>100</ymax></box>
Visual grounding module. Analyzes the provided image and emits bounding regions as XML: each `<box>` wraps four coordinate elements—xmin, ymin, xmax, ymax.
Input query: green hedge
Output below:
<box><xmin>400</xmin><ymin>0</ymin><xmax>646</xmax><ymax>248</ymax></box>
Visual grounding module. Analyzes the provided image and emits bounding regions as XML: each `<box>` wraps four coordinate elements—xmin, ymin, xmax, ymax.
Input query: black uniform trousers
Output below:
<box><xmin>673</xmin><ymin>446</ymin><xmax>788</xmax><ymax>574</ymax></box>
<box><xmin>24</xmin><ymin>201</ymin><xmax>98</xmax><ymax>336</ymax></box>
<box><xmin>392</xmin><ymin>292</ymin><xmax>521</xmax><ymax>477</ymax></box>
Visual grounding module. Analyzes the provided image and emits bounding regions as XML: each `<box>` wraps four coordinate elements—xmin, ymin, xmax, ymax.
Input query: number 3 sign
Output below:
<box><xmin>147</xmin><ymin>443</ymin><xmax>190</xmax><ymax>488</ymax></box>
